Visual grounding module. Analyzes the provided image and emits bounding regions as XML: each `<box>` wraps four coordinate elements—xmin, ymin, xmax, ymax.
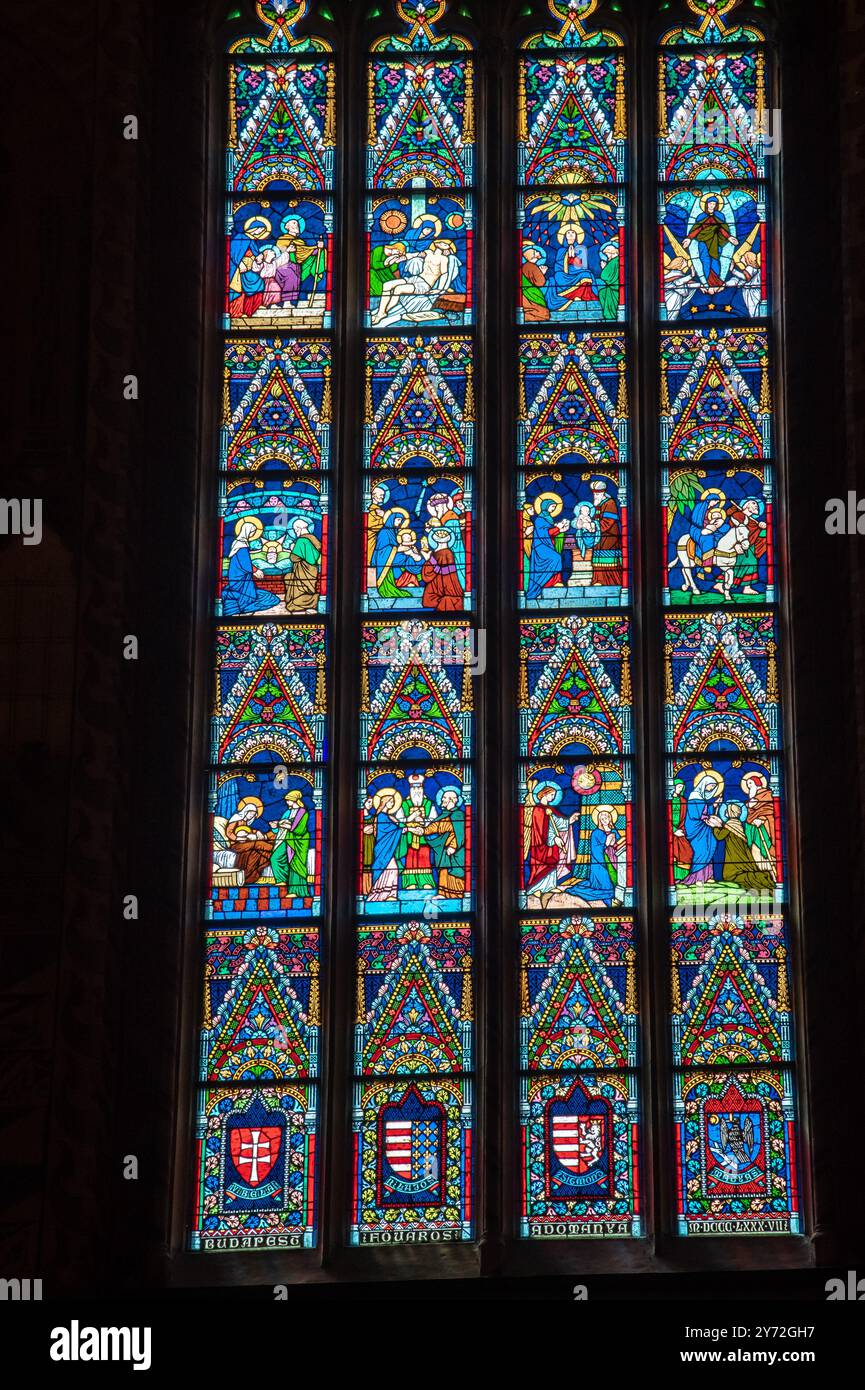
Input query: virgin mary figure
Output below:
<box><xmin>525</xmin><ymin>494</ymin><xmax>568</xmax><ymax>600</ymax></box>
<box><xmin>681</xmin><ymin>770</ymin><xmax>725</xmax><ymax>885</ymax></box>
<box><xmin>367</xmin><ymin>787</ymin><xmax>405</xmax><ymax>902</ymax></box>
<box><xmin>223</xmin><ymin>516</ymin><xmax>282</xmax><ymax>615</ymax></box>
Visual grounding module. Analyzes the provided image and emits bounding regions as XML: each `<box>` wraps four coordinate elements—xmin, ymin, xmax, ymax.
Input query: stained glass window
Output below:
<box><xmin>190</xmin><ymin>0</ymin><xmax>335</xmax><ymax>1252</ymax></box>
<box><xmin>657</xmin><ymin>0</ymin><xmax>800</xmax><ymax>1234</ymax></box>
<box><xmin>187</xmin><ymin>0</ymin><xmax>806</xmax><ymax>1262</ymax></box>
<box><xmin>517</xmin><ymin>0</ymin><xmax>640</xmax><ymax>1238</ymax></box>
<box><xmin>353</xmin><ymin>0</ymin><xmax>476</xmax><ymax>1246</ymax></box>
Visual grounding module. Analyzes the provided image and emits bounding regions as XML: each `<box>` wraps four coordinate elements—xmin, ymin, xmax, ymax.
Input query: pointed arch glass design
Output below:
<box><xmin>657</xmin><ymin>0</ymin><xmax>800</xmax><ymax>1235</ymax></box>
<box><xmin>190</xmin><ymin>0</ymin><xmax>336</xmax><ymax>1252</ymax></box>
<box><xmin>352</xmin><ymin>0</ymin><xmax>476</xmax><ymax>1245</ymax></box>
<box><xmin>516</xmin><ymin>0</ymin><xmax>640</xmax><ymax>1239</ymax></box>
<box><xmin>184</xmin><ymin>0</ymin><xmax>807</xmax><ymax>1261</ymax></box>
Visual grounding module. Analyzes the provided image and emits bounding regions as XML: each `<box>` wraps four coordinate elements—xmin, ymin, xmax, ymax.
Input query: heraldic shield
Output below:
<box><xmin>222</xmin><ymin>1093</ymin><xmax>288</xmax><ymax>1212</ymax></box>
<box><xmin>703</xmin><ymin>1082</ymin><xmax>768</xmax><ymax>1198</ymax></box>
<box><xmin>545</xmin><ymin>1078</ymin><xmax>613</xmax><ymax>1200</ymax></box>
<box><xmin>377</xmin><ymin>1084</ymin><xmax>446</xmax><ymax>1208</ymax></box>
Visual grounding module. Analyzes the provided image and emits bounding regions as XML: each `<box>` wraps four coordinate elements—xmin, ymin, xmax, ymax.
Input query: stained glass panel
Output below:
<box><xmin>518</xmin><ymin>469</ymin><xmax>630</xmax><ymax>609</ymax></box>
<box><xmin>207</xmin><ymin>766</ymin><xmax>325</xmax><ymax>919</ymax></box>
<box><xmin>368</xmin><ymin>59</ymin><xmax>474</xmax><ymax>187</ymax></box>
<box><xmin>660</xmin><ymin>185</ymin><xmax>768</xmax><ymax>321</ymax></box>
<box><xmin>519</xmin><ymin>189</ymin><xmax>626</xmax><ymax>324</ymax></box>
<box><xmin>200</xmin><ymin>923</ymin><xmax>321</xmax><ymax>1081</ymax></box>
<box><xmin>217</xmin><ymin>478</ymin><xmax>328</xmax><ymax>617</ymax></box>
<box><xmin>226</xmin><ymin>196</ymin><xmax>333</xmax><ymax>329</ymax></box>
<box><xmin>667</xmin><ymin>756</ymin><xmax>784</xmax><ymax>907</ymax></box>
<box><xmin>663</xmin><ymin>464</ymin><xmax>775</xmax><ymax>605</ymax></box>
<box><xmin>520</xmin><ymin>760</ymin><xmax>633</xmax><ymax>912</ymax></box>
<box><xmin>516</xmin><ymin>3</ymin><xmax>639</xmax><ymax>1241</ymax></box>
<box><xmin>519</xmin><ymin>616</ymin><xmax>632</xmax><ymax>758</ymax></box>
<box><xmin>675</xmin><ymin>1069</ymin><xmax>800</xmax><ymax>1235</ymax></box>
<box><xmin>228</xmin><ymin>61</ymin><xmax>334</xmax><ymax>191</ymax></box>
<box><xmin>212</xmin><ymin>624</ymin><xmax>328</xmax><ymax>763</ymax></box>
<box><xmin>366</xmin><ymin>194</ymin><xmax>473</xmax><ymax>329</ymax></box>
<box><xmin>351</xmin><ymin>1078</ymin><xmax>473</xmax><ymax>1244</ymax></box>
<box><xmin>520</xmin><ymin>915</ymin><xmax>638</xmax><ymax>1072</ymax></box>
<box><xmin>193</xmin><ymin>1</ymin><xmax>335</xmax><ymax>1251</ymax></box>
<box><xmin>519</xmin><ymin>330</ymin><xmax>629</xmax><ymax>470</ymax></box>
<box><xmin>658</xmin><ymin>50</ymin><xmax>767</xmax><ymax>182</ymax></box>
<box><xmin>362</xmin><ymin>473</ymin><xmax>472</xmax><ymax>611</ymax></box>
<box><xmin>664</xmin><ymin>612</ymin><xmax>780</xmax><ymax>753</ymax></box>
<box><xmin>352</xmin><ymin>2</ymin><xmax>476</xmax><ymax>1244</ymax></box>
<box><xmin>221</xmin><ymin>338</ymin><xmax>332</xmax><ymax>474</ymax></box>
<box><xmin>671</xmin><ymin>914</ymin><xmax>793</xmax><ymax>1067</ymax></box>
<box><xmin>659</xmin><ymin>4</ymin><xmax>800</xmax><ymax>1236</ymax></box>
<box><xmin>361</xmin><ymin>621</ymin><xmax>474</xmax><ymax>760</ymax></box>
<box><xmin>660</xmin><ymin>327</ymin><xmax>772</xmax><ymax>461</ymax></box>
<box><xmin>365</xmin><ymin>335</ymin><xmax>474</xmax><ymax>471</ymax></box>
<box><xmin>191</xmin><ymin>1086</ymin><xmax>317</xmax><ymax>1250</ymax></box>
<box><xmin>359</xmin><ymin>763</ymin><xmax>472</xmax><ymax>915</ymax></box>
<box><xmin>518</xmin><ymin>53</ymin><xmax>627</xmax><ymax>184</ymax></box>
<box><xmin>356</xmin><ymin>919</ymin><xmax>474</xmax><ymax>1074</ymax></box>
<box><xmin>521</xmin><ymin>1071</ymin><xmax>640</xmax><ymax>1238</ymax></box>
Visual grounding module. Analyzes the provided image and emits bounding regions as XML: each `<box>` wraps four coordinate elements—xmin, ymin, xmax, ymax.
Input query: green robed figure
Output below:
<box><xmin>269</xmin><ymin>789</ymin><xmax>312</xmax><ymax>895</ymax></box>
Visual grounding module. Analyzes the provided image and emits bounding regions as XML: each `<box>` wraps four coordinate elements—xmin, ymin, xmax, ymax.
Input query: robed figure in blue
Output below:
<box><xmin>223</xmin><ymin>516</ymin><xmax>282</xmax><ymax>615</ymax></box>
<box><xmin>681</xmin><ymin>770</ymin><xmax>725</xmax><ymax>885</ymax></box>
<box><xmin>526</xmin><ymin>495</ymin><xmax>567</xmax><ymax>600</ymax></box>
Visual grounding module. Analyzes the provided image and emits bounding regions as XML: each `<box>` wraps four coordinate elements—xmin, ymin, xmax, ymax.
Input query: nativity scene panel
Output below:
<box><xmin>218</xmin><ymin>478</ymin><xmax>328</xmax><ymax>617</ymax></box>
<box><xmin>363</xmin><ymin>474</ymin><xmax>471</xmax><ymax>612</ymax></box>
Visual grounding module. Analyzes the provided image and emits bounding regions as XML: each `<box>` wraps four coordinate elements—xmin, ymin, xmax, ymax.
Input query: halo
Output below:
<box><xmin>280</xmin><ymin>211</ymin><xmax>306</xmax><ymax>234</ymax></box>
<box><xmin>533</xmin><ymin>491</ymin><xmax>563</xmax><ymax>517</ymax></box>
<box><xmin>741</xmin><ymin>770</ymin><xmax>768</xmax><ymax>790</ymax></box>
<box><xmin>556</xmin><ymin>222</ymin><xmax>585</xmax><ymax>244</ymax></box>
<box><xmin>235</xmin><ymin>515</ymin><xmax>264</xmax><ymax>540</ymax></box>
<box><xmin>237</xmin><ymin>796</ymin><xmax>264</xmax><ymax>816</ymax></box>
<box><xmin>531</xmin><ymin>779</ymin><xmax>562</xmax><ymax>806</ymax></box>
<box><xmin>699</xmin><ymin>191</ymin><xmax>725</xmax><ymax>213</ymax></box>
<box><xmin>590</xmin><ymin>804</ymin><xmax>618</xmax><ymax>825</ymax></box>
<box><xmin>413</xmin><ymin>212</ymin><xmax>443</xmax><ymax>239</ymax></box>
<box><xmin>436</xmin><ymin>785</ymin><xmax>463</xmax><ymax>809</ymax></box>
<box><xmin>243</xmin><ymin>215</ymin><xmax>272</xmax><ymax>240</ymax></box>
<box><xmin>373</xmin><ymin>787</ymin><xmax>403</xmax><ymax>813</ymax></box>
